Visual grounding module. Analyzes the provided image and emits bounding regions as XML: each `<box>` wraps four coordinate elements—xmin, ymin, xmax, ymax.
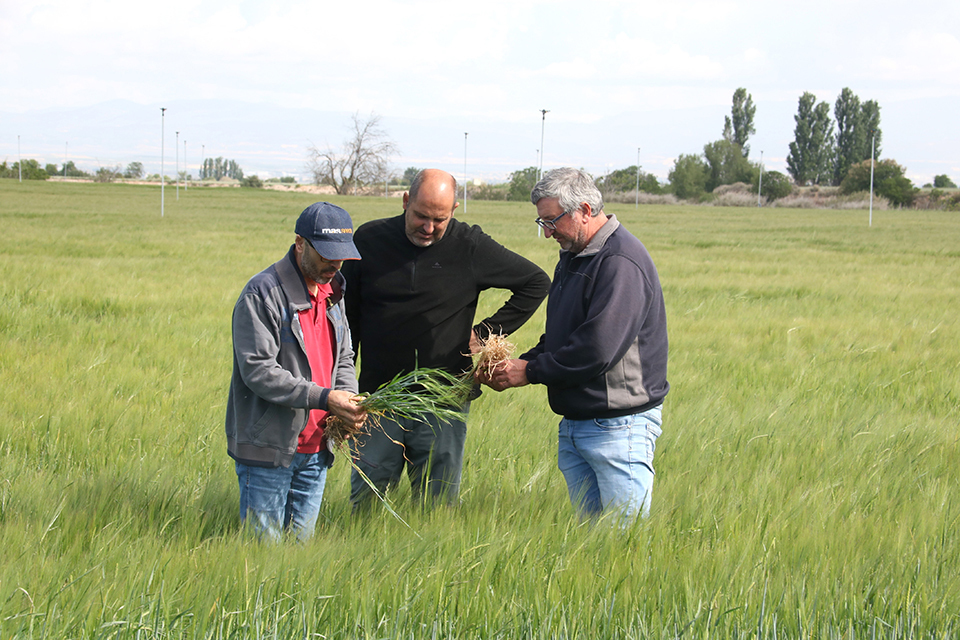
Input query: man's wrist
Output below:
<box><xmin>521</xmin><ymin>358</ymin><xmax>535</xmax><ymax>385</ymax></box>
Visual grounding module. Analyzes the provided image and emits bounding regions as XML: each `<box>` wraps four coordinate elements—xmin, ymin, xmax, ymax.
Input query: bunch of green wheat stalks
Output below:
<box><xmin>325</xmin><ymin>334</ymin><xmax>516</xmax><ymax>448</ymax></box>
<box><xmin>324</xmin><ymin>367</ymin><xmax>471</xmax><ymax>448</ymax></box>
<box><xmin>321</xmin><ymin>367</ymin><xmax>471</xmax><ymax>531</ymax></box>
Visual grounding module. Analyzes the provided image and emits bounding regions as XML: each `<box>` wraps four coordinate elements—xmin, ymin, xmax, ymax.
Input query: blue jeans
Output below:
<box><xmin>236</xmin><ymin>452</ymin><xmax>329</xmax><ymax>542</ymax></box>
<box><xmin>557</xmin><ymin>405</ymin><xmax>662</xmax><ymax>521</ymax></box>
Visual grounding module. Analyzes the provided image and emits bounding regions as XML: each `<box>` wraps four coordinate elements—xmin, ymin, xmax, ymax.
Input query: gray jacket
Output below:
<box><xmin>225</xmin><ymin>246</ymin><xmax>358</xmax><ymax>468</ymax></box>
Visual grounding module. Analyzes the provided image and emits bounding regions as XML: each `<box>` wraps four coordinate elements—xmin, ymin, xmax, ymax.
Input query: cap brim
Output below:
<box><xmin>309</xmin><ymin>240</ymin><xmax>362</xmax><ymax>261</ymax></box>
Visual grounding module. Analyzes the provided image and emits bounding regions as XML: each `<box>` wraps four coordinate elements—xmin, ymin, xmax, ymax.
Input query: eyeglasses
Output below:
<box><xmin>534</xmin><ymin>208</ymin><xmax>571</xmax><ymax>231</ymax></box>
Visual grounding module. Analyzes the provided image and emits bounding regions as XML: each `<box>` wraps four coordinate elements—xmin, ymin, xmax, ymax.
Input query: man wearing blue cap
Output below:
<box><xmin>225</xmin><ymin>202</ymin><xmax>367</xmax><ymax>541</ymax></box>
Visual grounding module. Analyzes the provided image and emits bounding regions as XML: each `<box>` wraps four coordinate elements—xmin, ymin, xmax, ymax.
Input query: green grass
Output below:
<box><xmin>1</xmin><ymin>180</ymin><xmax>959</xmax><ymax>638</ymax></box>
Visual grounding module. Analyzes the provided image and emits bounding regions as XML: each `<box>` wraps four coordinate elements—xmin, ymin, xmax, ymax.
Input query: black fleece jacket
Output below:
<box><xmin>341</xmin><ymin>214</ymin><xmax>550</xmax><ymax>393</ymax></box>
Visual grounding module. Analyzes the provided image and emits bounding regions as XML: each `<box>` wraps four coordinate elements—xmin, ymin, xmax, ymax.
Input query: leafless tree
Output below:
<box><xmin>94</xmin><ymin>164</ymin><xmax>123</xmax><ymax>183</ymax></box>
<box><xmin>307</xmin><ymin>112</ymin><xmax>398</xmax><ymax>195</ymax></box>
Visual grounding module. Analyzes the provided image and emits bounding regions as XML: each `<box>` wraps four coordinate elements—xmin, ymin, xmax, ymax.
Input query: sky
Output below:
<box><xmin>2</xmin><ymin>0</ymin><xmax>958</xmax><ymax>185</ymax></box>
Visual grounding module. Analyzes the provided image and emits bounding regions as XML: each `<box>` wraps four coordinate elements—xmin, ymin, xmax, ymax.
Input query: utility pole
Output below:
<box><xmin>18</xmin><ymin>135</ymin><xmax>22</xmax><ymax>182</ymax></box>
<box><xmin>635</xmin><ymin>147</ymin><xmax>641</xmax><ymax>208</ymax></box>
<box><xmin>757</xmin><ymin>150</ymin><xmax>764</xmax><ymax>207</ymax></box>
<box><xmin>161</xmin><ymin>108</ymin><xmax>166</xmax><ymax>217</ymax></box>
<box><xmin>463</xmin><ymin>132</ymin><xmax>468</xmax><ymax>213</ymax></box>
<box><xmin>175</xmin><ymin>131</ymin><xmax>180</xmax><ymax>200</ymax></box>
<box><xmin>539</xmin><ymin>110</ymin><xmax>549</xmax><ymax>180</ymax></box>
<box><xmin>184</xmin><ymin>139</ymin><xmax>188</xmax><ymax>191</ymax></box>
<box><xmin>868</xmin><ymin>133</ymin><xmax>876</xmax><ymax>227</ymax></box>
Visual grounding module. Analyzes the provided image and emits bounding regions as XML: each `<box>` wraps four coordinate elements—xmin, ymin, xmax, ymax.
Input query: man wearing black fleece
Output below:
<box><xmin>341</xmin><ymin>168</ymin><xmax>550</xmax><ymax>507</ymax></box>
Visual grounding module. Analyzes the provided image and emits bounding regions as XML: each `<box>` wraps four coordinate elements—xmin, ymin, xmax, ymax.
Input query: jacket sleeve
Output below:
<box><xmin>232</xmin><ymin>291</ymin><xmax>324</xmax><ymax>410</ymax></box>
<box><xmin>340</xmin><ymin>258</ymin><xmax>362</xmax><ymax>361</ymax></box>
<box><xmin>521</xmin><ymin>335</ymin><xmax>545</xmax><ymax>357</ymax></box>
<box><xmin>332</xmin><ymin>298</ymin><xmax>360</xmax><ymax>394</ymax></box>
<box><xmin>471</xmin><ymin>231</ymin><xmax>551</xmax><ymax>339</ymax></box>
<box><xmin>525</xmin><ymin>254</ymin><xmax>650</xmax><ymax>389</ymax></box>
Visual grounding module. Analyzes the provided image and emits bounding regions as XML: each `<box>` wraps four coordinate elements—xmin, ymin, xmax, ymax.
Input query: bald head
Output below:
<box><xmin>403</xmin><ymin>169</ymin><xmax>460</xmax><ymax>247</ymax></box>
<box><xmin>408</xmin><ymin>169</ymin><xmax>458</xmax><ymax>206</ymax></box>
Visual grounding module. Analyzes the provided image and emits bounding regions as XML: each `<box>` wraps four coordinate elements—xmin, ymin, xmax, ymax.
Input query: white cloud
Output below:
<box><xmin>540</xmin><ymin>58</ymin><xmax>596</xmax><ymax>80</ymax></box>
<box><xmin>870</xmin><ymin>30</ymin><xmax>960</xmax><ymax>83</ymax></box>
<box><xmin>597</xmin><ymin>34</ymin><xmax>726</xmax><ymax>82</ymax></box>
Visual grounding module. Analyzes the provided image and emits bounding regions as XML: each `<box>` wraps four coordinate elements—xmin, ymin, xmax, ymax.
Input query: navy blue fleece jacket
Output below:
<box><xmin>523</xmin><ymin>216</ymin><xmax>669</xmax><ymax>420</ymax></box>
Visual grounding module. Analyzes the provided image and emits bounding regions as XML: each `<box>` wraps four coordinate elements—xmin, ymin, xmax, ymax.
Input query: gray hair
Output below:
<box><xmin>530</xmin><ymin>167</ymin><xmax>604</xmax><ymax>216</ymax></box>
<box><xmin>409</xmin><ymin>169</ymin><xmax>458</xmax><ymax>204</ymax></box>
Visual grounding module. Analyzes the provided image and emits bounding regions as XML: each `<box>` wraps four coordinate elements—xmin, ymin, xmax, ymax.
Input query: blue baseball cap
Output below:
<box><xmin>295</xmin><ymin>202</ymin><xmax>361</xmax><ymax>261</ymax></box>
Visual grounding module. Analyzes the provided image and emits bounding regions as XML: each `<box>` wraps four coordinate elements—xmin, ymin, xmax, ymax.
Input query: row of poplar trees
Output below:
<box><xmin>200</xmin><ymin>157</ymin><xmax>244</xmax><ymax>181</ymax></box>
<box><xmin>786</xmin><ymin>88</ymin><xmax>881</xmax><ymax>187</ymax></box>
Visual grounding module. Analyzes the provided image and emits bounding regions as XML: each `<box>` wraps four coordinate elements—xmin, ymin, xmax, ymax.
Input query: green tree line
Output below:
<box><xmin>786</xmin><ymin>87</ymin><xmax>882</xmax><ymax>187</ymax></box>
<box><xmin>200</xmin><ymin>157</ymin><xmax>244</xmax><ymax>181</ymax></box>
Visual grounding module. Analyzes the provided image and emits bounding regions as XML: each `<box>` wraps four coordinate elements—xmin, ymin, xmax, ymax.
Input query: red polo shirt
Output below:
<box><xmin>297</xmin><ymin>282</ymin><xmax>335</xmax><ymax>453</ymax></box>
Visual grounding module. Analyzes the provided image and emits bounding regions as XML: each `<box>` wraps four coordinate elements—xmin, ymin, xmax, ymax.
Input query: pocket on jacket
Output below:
<box><xmin>250</xmin><ymin>407</ymin><xmax>273</xmax><ymax>439</ymax></box>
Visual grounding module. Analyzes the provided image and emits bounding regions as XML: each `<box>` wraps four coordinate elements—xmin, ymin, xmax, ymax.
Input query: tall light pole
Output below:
<box><xmin>18</xmin><ymin>135</ymin><xmax>22</xmax><ymax>182</ymax></box>
<box><xmin>201</xmin><ymin>144</ymin><xmax>205</xmax><ymax>182</ymax></box>
<box><xmin>175</xmin><ymin>131</ymin><xmax>180</xmax><ymax>200</ymax></box>
<box><xmin>757</xmin><ymin>150</ymin><xmax>764</xmax><ymax>207</ymax></box>
<box><xmin>183</xmin><ymin>139</ymin><xmax>187</xmax><ymax>191</ymax></box>
<box><xmin>161</xmin><ymin>108</ymin><xmax>166</xmax><ymax>217</ymax></box>
<box><xmin>539</xmin><ymin>109</ymin><xmax>549</xmax><ymax>180</ymax></box>
<box><xmin>635</xmin><ymin>147</ymin><xmax>641</xmax><ymax>208</ymax></box>
<box><xmin>64</xmin><ymin>142</ymin><xmax>68</xmax><ymax>178</ymax></box>
<box><xmin>868</xmin><ymin>132</ymin><xmax>876</xmax><ymax>227</ymax></box>
<box><xmin>463</xmin><ymin>132</ymin><xmax>468</xmax><ymax>213</ymax></box>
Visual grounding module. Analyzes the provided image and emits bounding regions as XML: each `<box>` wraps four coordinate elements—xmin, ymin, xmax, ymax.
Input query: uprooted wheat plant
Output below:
<box><xmin>467</xmin><ymin>332</ymin><xmax>516</xmax><ymax>380</ymax></box>
<box><xmin>324</xmin><ymin>366</ymin><xmax>472</xmax><ymax>448</ymax></box>
<box><xmin>322</xmin><ymin>366</ymin><xmax>473</xmax><ymax>531</ymax></box>
<box><xmin>326</xmin><ymin>334</ymin><xmax>518</xmax><ymax>447</ymax></box>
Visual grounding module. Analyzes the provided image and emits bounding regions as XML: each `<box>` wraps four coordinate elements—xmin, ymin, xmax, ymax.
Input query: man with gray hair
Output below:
<box><xmin>481</xmin><ymin>167</ymin><xmax>669</xmax><ymax>521</ymax></box>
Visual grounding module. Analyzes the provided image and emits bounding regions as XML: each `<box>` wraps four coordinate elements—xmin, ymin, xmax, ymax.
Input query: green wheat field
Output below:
<box><xmin>1</xmin><ymin>180</ymin><xmax>958</xmax><ymax>639</ymax></box>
